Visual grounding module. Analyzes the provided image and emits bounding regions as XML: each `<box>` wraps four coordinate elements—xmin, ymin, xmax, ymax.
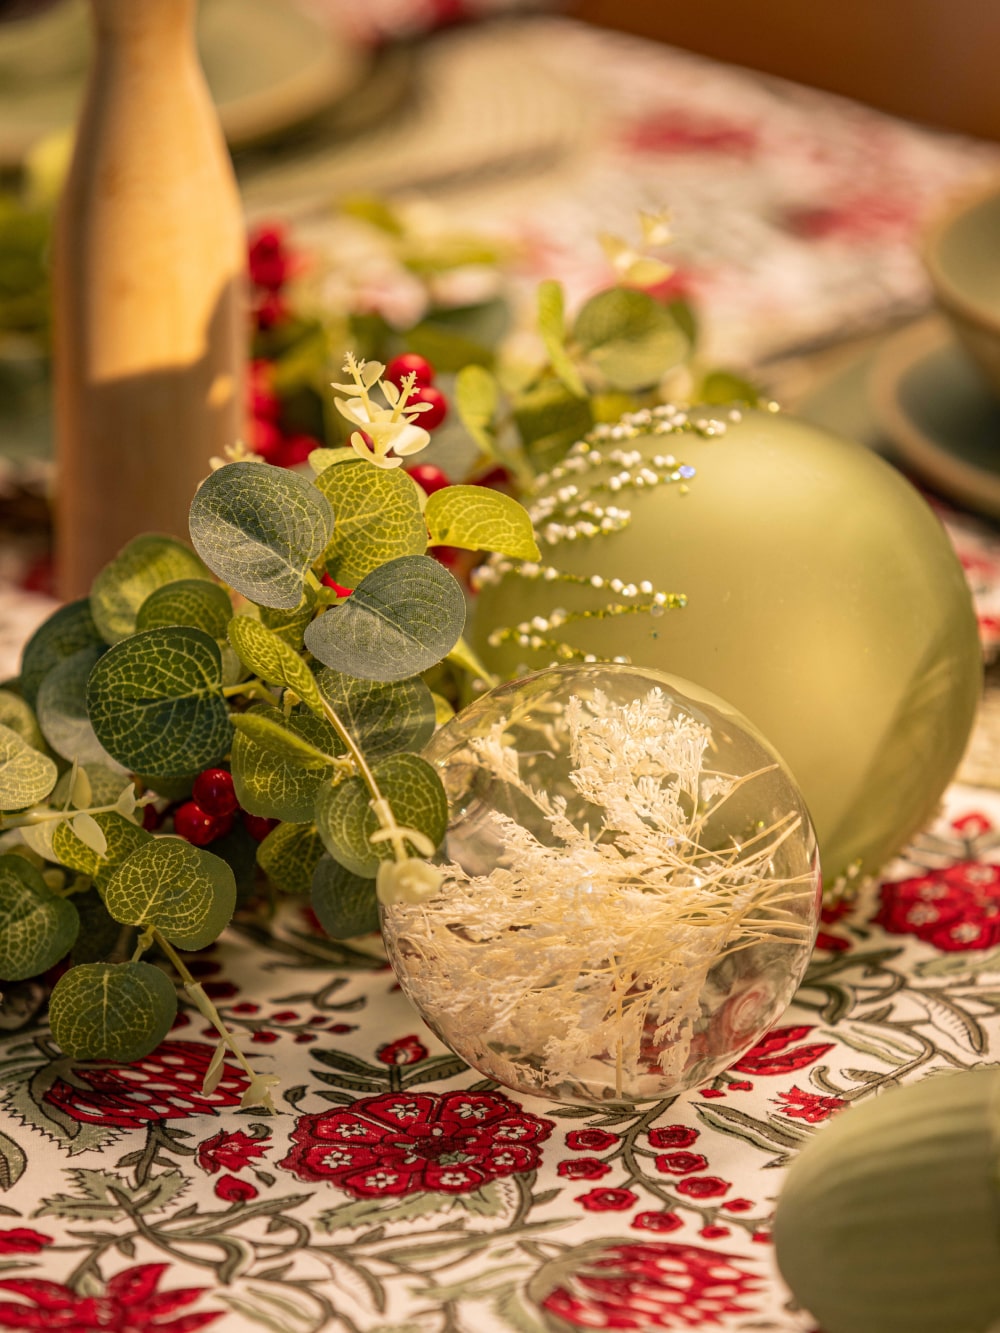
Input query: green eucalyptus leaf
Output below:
<box><xmin>230</xmin><ymin>712</ymin><xmax>338</xmax><ymax>770</ymax></box>
<box><xmin>36</xmin><ymin>645</ymin><xmax>123</xmax><ymax>768</ymax></box>
<box><xmin>314</xmin><ymin>459</ymin><xmax>426</xmax><ymax>587</ymax></box>
<box><xmin>49</xmin><ymin>961</ymin><xmax>177</xmax><ymax>1062</ymax></box>
<box><xmin>52</xmin><ymin>763</ymin><xmax>130</xmax><ymax>811</ymax></box>
<box><xmin>209</xmin><ymin>821</ymin><xmax>259</xmax><ymax>904</ymax></box>
<box><xmin>87</xmin><ymin>627</ymin><xmax>232</xmax><ymax>778</ymax></box>
<box><xmin>512</xmin><ymin>378</ymin><xmax>593</xmax><ymax>471</ymax></box>
<box><xmin>258</xmin><ymin>821</ymin><xmax>325</xmax><ymax>896</ymax></box>
<box><xmin>188</xmin><ymin>461</ymin><xmax>334</xmax><ymax>610</ymax></box>
<box><xmin>425</xmin><ymin>485</ymin><xmax>539</xmax><ymax>560</ymax></box>
<box><xmin>70</xmin><ymin>889</ymin><xmax>122</xmax><ymax>965</ymax></box>
<box><xmin>0</xmin><ymin>722</ymin><xmax>57</xmax><ymax>809</ymax></box>
<box><xmin>231</xmin><ymin>705</ymin><xmax>339</xmax><ymax>823</ymax></box>
<box><xmin>304</xmin><ymin>555</ymin><xmax>465</xmax><ymax>683</ymax></box>
<box><xmin>51</xmin><ymin>811</ymin><xmax>151</xmax><ymax>888</ymax></box>
<box><xmin>454</xmin><ymin>363</ymin><xmax>500</xmax><ymax>458</ymax></box>
<box><xmin>259</xmin><ymin>588</ymin><xmax>317</xmax><ymax>648</ymax></box>
<box><xmin>227</xmin><ymin>616</ymin><xmax>324</xmax><ymax>716</ymax></box>
<box><xmin>104</xmin><ymin>838</ymin><xmax>236</xmax><ymax>950</ymax></box>
<box><xmin>90</xmin><ymin>534</ymin><xmax>209</xmax><ymax>644</ymax></box>
<box><xmin>136</xmin><ymin>578</ymin><xmax>233</xmax><ymax>639</ymax></box>
<box><xmin>315</xmin><ymin>751</ymin><xmax>448</xmax><ymax>877</ymax></box>
<box><xmin>311</xmin><ymin>855</ymin><xmax>379</xmax><ymax>938</ymax></box>
<box><xmin>0</xmin><ymin>689</ymin><xmax>44</xmax><ymax>751</ymax></box>
<box><xmin>316</xmin><ymin>669</ymin><xmax>435</xmax><ymax>762</ymax></box>
<box><xmin>573</xmin><ymin>287</ymin><xmax>687</xmax><ymax>391</ymax></box>
<box><xmin>537</xmin><ymin>279</ymin><xmax>587</xmax><ymax>397</ymax></box>
<box><xmin>697</xmin><ymin>369</ymin><xmax>762</xmax><ymax>407</ymax></box>
<box><xmin>0</xmin><ymin>854</ymin><xmax>79</xmax><ymax>981</ymax></box>
<box><xmin>20</xmin><ymin>599</ymin><xmax>103</xmax><ymax>709</ymax></box>
<box><xmin>70</xmin><ymin>812</ymin><xmax>106</xmax><ymax>856</ymax></box>
<box><xmin>308</xmin><ymin>447</ymin><xmax>356</xmax><ymax>473</ymax></box>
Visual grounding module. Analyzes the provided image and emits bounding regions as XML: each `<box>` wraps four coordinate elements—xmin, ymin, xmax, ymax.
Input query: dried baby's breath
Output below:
<box><xmin>382</xmin><ymin>687</ymin><xmax>816</xmax><ymax>1102</ymax></box>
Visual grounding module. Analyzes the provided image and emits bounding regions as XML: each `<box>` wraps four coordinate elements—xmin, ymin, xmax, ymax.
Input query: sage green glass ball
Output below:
<box><xmin>472</xmin><ymin>408</ymin><xmax>982</xmax><ymax>884</ymax></box>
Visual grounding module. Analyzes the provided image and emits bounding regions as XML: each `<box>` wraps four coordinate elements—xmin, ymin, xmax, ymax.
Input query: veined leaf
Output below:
<box><xmin>316</xmin><ymin>669</ymin><xmax>435</xmax><ymax>762</ymax></box>
<box><xmin>311</xmin><ymin>855</ymin><xmax>379</xmax><ymax>939</ymax></box>
<box><xmin>227</xmin><ymin>616</ymin><xmax>324</xmax><ymax>716</ymax></box>
<box><xmin>537</xmin><ymin>279</ymin><xmax>587</xmax><ymax>397</ymax></box>
<box><xmin>136</xmin><ymin>578</ymin><xmax>233</xmax><ymax>640</ymax></box>
<box><xmin>0</xmin><ymin>690</ymin><xmax>44</xmax><ymax>752</ymax></box>
<box><xmin>52</xmin><ymin>763</ymin><xmax>134</xmax><ymax>812</ymax></box>
<box><xmin>260</xmin><ymin>588</ymin><xmax>317</xmax><ymax>648</ymax></box>
<box><xmin>308</xmin><ymin>447</ymin><xmax>356</xmax><ymax>473</ymax></box>
<box><xmin>230</xmin><ymin>713</ymin><xmax>338</xmax><ymax>770</ymax></box>
<box><xmin>315</xmin><ymin>751</ymin><xmax>448</xmax><ymax>878</ymax></box>
<box><xmin>258</xmin><ymin>822</ymin><xmax>326</xmax><ymax>896</ymax></box>
<box><xmin>304</xmin><ymin>555</ymin><xmax>465</xmax><ymax>683</ymax></box>
<box><xmin>52</xmin><ymin>811</ymin><xmax>151</xmax><ymax>889</ymax></box>
<box><xmin>0</xmin><ymin>721</ymin><xmax>57</xmax><ymax>809</ymax></box>
<box><xmin>71</xmin><ymin>889</ymin><xmax>123</xmax><ymax>966</ymax></box>
<box><xmin>425</xmin><ymin>486</ymin><xmax>539</xmax><ymax>560</ymax></box>
<box><xmin>189</xmin><ymin>461</ymin><xmax>334</xmax><ymax>610</ymax></box>
<box><xmin>315</xmin><ymin>460</ymin><xmax>427</xmax><ymax>587</ymax></box>
<box><xmin>20</xmin><ymin>599</ymin><xmax>102</xmax><ymax>709</ymax></box>
<box><xmin>49</xmin><ymin>961</ymin><xmax>177</xmax><ymax>1062</ymax></box>
<box><xmin>455</xmin><ymin>364</ymin><xmax>500</xmax><ymax>457</ymax></box>
<box><xmin>572</xmin><ymin>286</ymin><xmax>687</xmax><ymax>390</ymax></box>
<box><xmin>90</xmin><ymin>534</ymin><xmax>209</xmax><ymax>644</ymax></box>
<box><xmin>87</xmin><ymin>627</ymin><xmax>232</xmax><ymax>778</ymax></box>
<box><xmin>0</xmin><ymin>854</ymin><xmax>79</xmax><ymax>981</ymax></box>
<box><xmin>232</xmin><ymin>705</ymin><xmax>340</xmax><ymax>824</ymax></box>
<box><xmin>36</xmin><ymin>645</ymin><xmax>122</xmax><ymax>769</ymax></box>
<box><xmin>104</xmin><ymin>838</ymin><xmax>236</xmax><ymax>950</ymax></box>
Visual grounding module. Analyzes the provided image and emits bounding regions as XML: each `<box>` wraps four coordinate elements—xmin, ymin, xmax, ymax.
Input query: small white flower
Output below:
<box><xmin>377</xmin><ymin>858</ymin><xmax>443</xmax><ymax>907</ymax></box>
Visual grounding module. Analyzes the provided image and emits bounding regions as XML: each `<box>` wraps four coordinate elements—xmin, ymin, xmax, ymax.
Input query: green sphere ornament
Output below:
<box><xmin>472</xmin><ymin>407</ymin><xmax>982</xmax><ymax>885</ymax></box>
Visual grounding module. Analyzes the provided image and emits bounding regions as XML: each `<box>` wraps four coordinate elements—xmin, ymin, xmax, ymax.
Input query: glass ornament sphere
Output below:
<box><xmin>381</xmin><ymin>663</ymin><xmax>821</xmax><ymax>1106</ymax></box>
<box><xmin>471</xmin><ymin>408</ymin><xmax>982</xmax><ymax>886</ymax></box>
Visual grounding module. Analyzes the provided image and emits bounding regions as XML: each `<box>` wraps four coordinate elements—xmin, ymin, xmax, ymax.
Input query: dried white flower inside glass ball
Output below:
<box><xmin>381</xmin><ymin>663</ymin><xmax>821</xmax><ymax>1105</ymax></box>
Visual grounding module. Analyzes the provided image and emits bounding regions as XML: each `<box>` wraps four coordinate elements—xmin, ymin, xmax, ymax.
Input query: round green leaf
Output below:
<box><xmin>0</xmin><ymin>854</ymin><xmax>79</xmax><ymax>981</ymax></box>
<box><xmin>0</xmin><ymin>689</ymin><xmax>44</xmax><ymax>751</ymax></box>
<box><xmin>52</xmin><ymin>763</ymin><xmax>134</xmax><ymax>811</ymax></box>
<box><xmin>49</xmin><ymin>961</ymin><xmax>177</xmax><ymax>1062</ymax></box>
<box><xmin>20</xmin><ymin>599</ymin><xmax>102</xmax><ymax>709</ymax></box>
<box><xmin>231</xmin><ymin>705</ymin><xmax>339</xmax><ymax>823</ymax></box>
<box><xmin>316</xmin><ymin>669</ymin><xmax>435</xmax><ymax>762</ymax></box>
<box><xmin>258</xmin><ymin>821</ymin><xmax>325</xmax><ymax>896</ymax></box>
<box><xmin>0</xmin><ymin>721</ymin><xmax>57</xmax><ymax>809</ymax></box>
<box><xmin>315</xmin><ymin>751</ymin><xmax>448</xmax><ymax>877</ymax></box>
<box><xmin>90</xmin><ymin>534</ymin><xmax>210</xmax><ymax>644</ymax></box>
<box><xmin>572</xmin><ymin>287</ymin><xmax>688</xmax><ymax>391</ymax></box>
<box><xmin>227</xmin><ymin>616</ymin><xmax>324</xmax><ymax>716</ymax></box>
<box><xmin>51</xmin><ymin>810</ymin><xmax>151</xmax><ymax>889</ymax></box>
<box><xmin>425</xmin><ymin>485</ymin><xmax>540</xmax><ymax>561</ymax></box>
<box><xmin>70</xmin><ymin>888</ymin><xmax>122</xmax><ymax>966</ymax></box>
<box><xmin>36</xmin><ymin>645</ymin><xmax>122</xmax><ymax>767</ymax></box>
<box><xmin>87</xmin><ymin>627</ymin><xmax>232</xmax><ymax>778</ymax></box>
<box><xmin>136</xmin><ymin>578</ymin><xmax>234</xmax><ymax>639</ymax></box>
<box><xmin>304</xmin><ymin>555</ymin><xmax>465</xmax><ymax>683</ymax></box>
<box><xmin>311</xmin><ymin>855</ymin><xmax>379</xmax><ymax>939</ymax></box>
<box><xmin>189</xmin><ymin>461</ymin><xmax>334</xmax><ymax>610</ymax></box>
<box><xmin>315</xmin><ymin>459</ymin><xmax>427</xmax><ymax>586</ymax></box>
<box><xmin>104</xmin><ymin>838</ymin><xmax>236</xmax><ymax>950</ymax></box>
<box><xmin>260</xmin><ymin>588</ymin><xmax>317</xmax><ymax>648</ymax></box>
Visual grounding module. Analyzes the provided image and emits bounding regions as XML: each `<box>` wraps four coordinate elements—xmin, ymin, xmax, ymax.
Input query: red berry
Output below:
<box><xmin>243</xmin><ymin>814</ymin><xmax>279</xmax><ymax>842</ymax></box>
<box><xmin>142</xmin><ymin>803</ymin><xmax>163</xmax><ymax>831</ymax></box>
<box><xmin>405</xmin><ymin>463</ymin><xmax>450</xmax><ymax>495</ymax></box>
<box><xmin>408</xmin><ymin>384</ymin><xmax>448</xmax><ymax>430</ymax></box>
<box><xmin>174</xmin><ymin>801</ymin><xmax>232</xmax><ymax>846</ymax></box>
<box><xmin>251</xmin><ymin>417</ymin><xmax>283</xmax><ymax>462</ymax></box>
<box><xmin>385</xmin><ymin>353</ymin><xmax>435</xmax><ymax>389</ymax></box>
<box><xmin>254</xmin><ymin>291</ymin><xmax>289</xmax><ymax>330</ymax></box>
<box><xmin>192</xmin><ymin>768</ymin><xmax>239</xmax><ymax>817</ymax></box>
<box><xmin>277</xmin><ymin>434</ymin><xmax>317</xmax><ymax>468</ymax></box>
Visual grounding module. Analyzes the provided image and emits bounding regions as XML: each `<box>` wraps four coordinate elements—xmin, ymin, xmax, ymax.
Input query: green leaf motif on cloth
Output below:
<box><xmin>104</xmin><ymin>838</ymin><xmax>237</xmax><ymax>950</ymax></box>
<box><xmin>227</xmin><ymin>615</ymin><xmax>325</xmax><ymax>716</ymax></box>
<box><xmin>311</xmin><ymin>854</ymin><xmax>380</xmax><ymax>938</ymax></box>
<box><xmin>36</xmin><ymin>644</ymin><xmax>121</xmax><ymax>768</ymax></box>
<box><xmin>87</xmin><ymin>626</ymin><xmax>232</xmax><ymax>778</ymax></box>
<box><xmin>89</xmin><ymin>534</ymin><xmax>210</xmax><ymax>644</ymax></box>
<box><xmin>19</xmin><ymin>598</ymin><xmax>103</xmax><ymax>709</ymax></box>
<box><xmin>315</xmin><ymin>751</ymin><xmax>448</xmax><ymax>877</ymax></box>
<box><xmin>258</xmin><ymin>821</ymin><xmax>326</xmax><ymax>896</ymax></box>
<box><xmin>315</xmin><ymin>459</ymin><xmax>427</xmax><ymax>587</ymax></box>
<box><xmin>425</xmin><ymin>486</ymin><xmax>540</xmax><ymax>560</ymax></box>
<box><xmin>0</xmin><ymin>721</ymin><xmax>57</xmax><ymax>808</ymax></box>
<box><xmin>48</xmin><ymin>961</ymin><xmax>178</xmax><ymax>1062</ymax></box>
<box><xmin>189</xmin><ymin>461</ymin><xmax>334</xmax><ymax>609</ymax></box>
<box><xmin>136</xmin><ymin>578</ymin><xmax>234</xmax><ymax>640</ymax></box>
<box><xmin>0</xmin><ymin>854</ymin><xmax>79</xmax><ymax>981</ymax></box>
<box><xmin>231</xmin><ymin>705</ymin><xmax>339</xmax><ymax>823</ymax></box>
<box><xmin>304</xmin><ymin>555</ymin><xmax>466</xmax><ymax>682</ymax></box>
<box><xmin>52</xmin><ymin>811</ymin><xmax>151</xmax><ymax>889</ymax></box>
<box><xmin>316</xmin><ymin>669</ymin><xmax>436</xmax><ymax>762</ymax></box>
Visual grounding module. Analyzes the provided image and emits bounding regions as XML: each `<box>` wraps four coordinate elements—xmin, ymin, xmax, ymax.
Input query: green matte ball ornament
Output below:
<box><xmin>472</xmin><ymin>407</ymin><xmax>982</xmax><ymax>886</ymax></box>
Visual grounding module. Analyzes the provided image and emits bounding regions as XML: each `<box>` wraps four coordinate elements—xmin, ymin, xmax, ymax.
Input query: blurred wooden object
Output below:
<box><xmin>572</xmin><ymin>0</ymin><xmax>1000</xmax><ymax>142</ymax></box>
<box><xmin>53</xmin><ymin>0</ymin><xmax>246</xmax><ymax>599</ymax></box>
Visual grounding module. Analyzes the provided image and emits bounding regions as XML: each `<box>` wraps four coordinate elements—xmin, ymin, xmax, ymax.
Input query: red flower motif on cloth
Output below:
<box><xmin>196</xmin><ymin>1129</ymin><xmax>270</xmax><ymax>1175</ymax></box>
<box><xmin>874</xmin><ymin>862</ymin><xmax>1000</xmax><ymax>952</ymax></box>
<box><xmin>655</xmin><ymin>1152</ymin><xmax>708</xmax><ymax>1176</ymax></box>
<box><xmin>952</xmin><ymin>812</ymin><xmax>993</xmax><ymax>839</ymax></box>
<box><xmin>575</xmin><ymin>1188</ymin><xmax>637</xmax><ymax>1212</ymax></box>
<box><xmin>647</xmin><ymin>1125</ymin><xmax>698</xmax><ymax>1150</ymax></box>
<box><xmin>538</xmin><ymin>1241</ymin><xmax>759</xmax><ymax>1329</ymax></box>
<box><xmin>730</xmin><ymin>1025</ymin><xmax>834</xmax><ymax>1076</ymax></box>
<box><xmin>0</xmin><ymin>1263</ymin><xmax>221</xmax><ymax>1332</ymax></box>
<box><xmin>0</xmin><ymin>1230</ymin><xmax>51</xmax><ymax>1256</ymax></box>
<box><xmin>376</xmin><ymin>1036</ymin><xmax>428</xmax><ymax>1066</ymax></box>
<box><xmin>557</xmin><ymin>1158</ymin><xmax>611</xmax><ymax>1181</ymax></box>
<box><xmin>43</xmin><ymin>1042</ymin><xmax>251</xmax><ymax>1128</ymax></box>
<box><xmin>775</xmin><ymin>1087</ymin><xmax>848</xmax><ymax>1123</ymax></box>
<box><xmin>214</xmin><ymin>1175</ymin><xmax>258</xmax><ymax>1203</ymax></box>
<box><xmin>631</xmin><ymin>1211</ymin><xmax>683</xmax><ymax>1232</ymax></box>
<box><xmin>816</xmin><ymin>898</ymin><xmax>854</xmax><ymax>953</ymax></box>
<box><xmin>675</xmin><ymin>1176</ymin><xmax>730</xmax><ymax>1200</ymax></box>
<box><xmin>279</xmin><ymin>1090</ymin><xmax>552</xmax><ymax>1197</ymax></box>
<box><xmin>565</xmin><ymin>1129</ymin><xmax>618</xmax><ymax>1151</ymax></box>
<box><xmin>623</xmin><ymin>112</ymin><xmax>758</xmax><ymax>156</ymax></box>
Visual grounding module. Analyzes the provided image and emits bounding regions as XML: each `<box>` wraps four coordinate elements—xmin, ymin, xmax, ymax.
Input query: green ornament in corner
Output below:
<box><xmin>472</xmin><ymin>407</ymin><xmax>981</xmax><ymax>886</ymax></box>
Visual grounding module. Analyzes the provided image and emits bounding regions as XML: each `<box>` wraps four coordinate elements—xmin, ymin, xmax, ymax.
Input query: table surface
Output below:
<box><xmin>3</xmin><ymin>11</ymin><xmax>1000</xmax><ymax>1333</ymax></box>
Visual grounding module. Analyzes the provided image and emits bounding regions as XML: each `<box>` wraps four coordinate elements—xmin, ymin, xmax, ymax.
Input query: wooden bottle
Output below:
<box><xmin>53</xmin><ymin>0</ymin><xmax>246</xmax><ymax>599</ymax></box>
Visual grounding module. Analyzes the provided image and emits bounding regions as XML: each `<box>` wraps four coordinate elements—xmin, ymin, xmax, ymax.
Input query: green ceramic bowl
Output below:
<box><xmin>924</xmin><ymin>181</ymin><xmax>1000</xmax><ymax>398</ymax></box>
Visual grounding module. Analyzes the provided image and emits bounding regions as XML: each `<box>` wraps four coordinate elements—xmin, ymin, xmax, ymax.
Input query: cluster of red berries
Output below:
<box><xmin>248</xmin><ymin>224</ymin><xmax>295</xmax><ymax>331</ymax></box>
<box><xmin>170</xmin><ymin>769</ymin><xmax>277</xmax><ymax>848</ymax></box>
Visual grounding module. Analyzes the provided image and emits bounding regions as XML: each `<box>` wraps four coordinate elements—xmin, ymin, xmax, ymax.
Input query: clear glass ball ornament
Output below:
<box><xmin>381</xmin><ymin>663</ymin><xmax>821</xmax><ymax>1106</ymax></box>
